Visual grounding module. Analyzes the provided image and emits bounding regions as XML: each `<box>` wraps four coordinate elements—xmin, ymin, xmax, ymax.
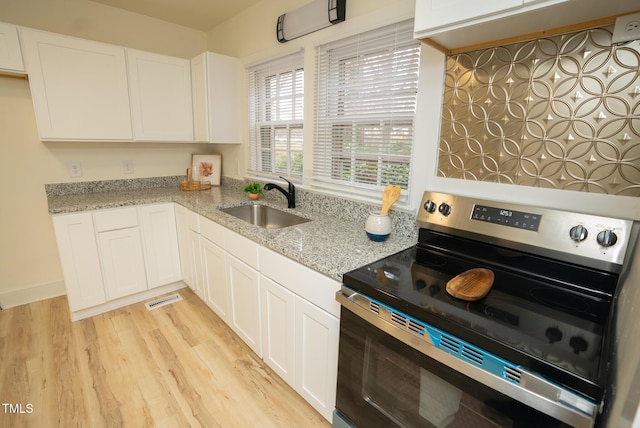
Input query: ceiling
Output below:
<box><xmin>89</xmin><ymin>0</ymin><xmax>264</xmax><ymax>31</ymax></box>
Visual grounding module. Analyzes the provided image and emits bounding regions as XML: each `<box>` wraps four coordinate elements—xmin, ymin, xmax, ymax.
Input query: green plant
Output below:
<box><xmin>243</xmin><ymin>182</ymin><xmax>264</xmax><ymax>196</ymax></box>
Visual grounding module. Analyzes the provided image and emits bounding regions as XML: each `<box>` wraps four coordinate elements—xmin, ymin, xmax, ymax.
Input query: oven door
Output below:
<box><xmin>334</xmin><ymin>288</ymin><xmax>598</xmax><ymax>428</ymax></box>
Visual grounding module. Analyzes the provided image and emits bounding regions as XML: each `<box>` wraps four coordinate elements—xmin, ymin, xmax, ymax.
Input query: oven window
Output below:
<box><xmin>362</xmin><ymin>338</ymin><xmax>512</xmax><ymax>428</ymax></box>
<box><xmin>336</xmin><ymin>307</ymin><xmax>572</xmax><ymax>428</ymax></box>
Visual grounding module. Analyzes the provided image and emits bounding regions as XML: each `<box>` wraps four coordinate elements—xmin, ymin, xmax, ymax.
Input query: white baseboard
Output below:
<box><xmin>70</xmin><ymin>282</ymin><xmax>187</xmax><ymax>321</ymax></box>
<box><xmin>0</xmin><ymin>281</ymin><xmax>66</xmax><ymax>310</ymax></box>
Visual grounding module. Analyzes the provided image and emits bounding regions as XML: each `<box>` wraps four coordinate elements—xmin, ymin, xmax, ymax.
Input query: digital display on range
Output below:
<box><xmin>472</xmin><ymin>205</ymin><xmax>542</xmax><ymax>231</ymax></box>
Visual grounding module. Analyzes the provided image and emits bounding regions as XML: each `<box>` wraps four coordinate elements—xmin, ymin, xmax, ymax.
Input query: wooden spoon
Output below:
<box><xmin>446</xmin><ymin>268</ymin><xmax>494</xmax><ymax>301</ymax></box>
<box><xmin>380</xmin><ymin>185</ymin><xmax>401</xmax><ymax>215</ymax></box>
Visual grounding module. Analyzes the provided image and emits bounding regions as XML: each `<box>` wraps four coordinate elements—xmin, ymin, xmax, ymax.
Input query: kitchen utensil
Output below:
<box><xmin>380</xmin><ymin>185</ymin><xmax>401</xmax><ymax>215</ymax></box>
<box><xmin>446</xmin><ymin>268</ymin><xmax>494</xmax><ymax>301</ymax></box>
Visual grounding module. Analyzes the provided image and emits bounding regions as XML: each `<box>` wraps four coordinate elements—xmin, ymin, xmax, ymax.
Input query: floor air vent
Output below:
<box><xmin>145</xmin><ymin>293</ymin><xmax>183</xmax><ymax>310</ymax></box>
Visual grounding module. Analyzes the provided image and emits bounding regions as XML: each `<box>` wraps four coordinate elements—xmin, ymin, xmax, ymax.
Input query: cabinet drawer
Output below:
<box><xmin>224</xmin><ymin>228</ymin><xmax>258</xmax><ymax>270</ymax></box>
<box><xmin>200</xmin><ymin>216</ymin><xmax>225</xmax><ymax>247</ymax></box>
<box><xmin>93</xmin><ymin>207</ymin><xmax>138</xmax><ymax>232</ymax></box>
<box><xmin>187</xmin><ymin>209</ymin><xmax>200</xmax><ymax>232</ymax></box>
<box><xmin>259</xmin><ymin>247</ymin><xmax>341</xmax><ymax>318</ymax></box>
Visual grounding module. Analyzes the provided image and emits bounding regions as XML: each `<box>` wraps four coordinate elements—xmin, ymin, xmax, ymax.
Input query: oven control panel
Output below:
<box><xmin>417</xmin><ymin>192</ymin><xmax>635</xmax><ymax>270</ymax></box>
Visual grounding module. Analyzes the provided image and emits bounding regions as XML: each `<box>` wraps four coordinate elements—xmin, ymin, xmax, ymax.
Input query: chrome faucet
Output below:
<box><xmin>264</xmin><ymin>177</ymin><xmax>296</xmax><ymax>209</ymax></box>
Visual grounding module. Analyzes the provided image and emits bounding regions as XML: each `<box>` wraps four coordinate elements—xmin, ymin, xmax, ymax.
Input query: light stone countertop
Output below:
<box><xmin>47</xmin><ymin>185</ymin><xmax>417</xmax><ymax>282</ymax></box>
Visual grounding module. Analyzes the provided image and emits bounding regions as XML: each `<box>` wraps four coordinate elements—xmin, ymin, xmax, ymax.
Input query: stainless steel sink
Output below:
<box><xmin>220</xmin><ymin>204</ymin><xmax>311</xmax><ymax>229</ymax></box>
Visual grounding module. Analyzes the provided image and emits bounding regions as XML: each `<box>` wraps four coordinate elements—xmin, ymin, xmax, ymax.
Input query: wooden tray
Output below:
<box><xmin>446</xmin><ymin>268</ymin><xmax>494</xmax><ymax>301</ymax></box>
<box><xmin>179</xmin><ymin>180</ymin><xmax>212</xmax><ymax>191</ymax></box>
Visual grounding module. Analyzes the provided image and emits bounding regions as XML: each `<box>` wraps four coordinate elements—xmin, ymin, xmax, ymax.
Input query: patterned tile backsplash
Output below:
<box><xmin>438</xmin><ymin>25</ymin><xmax>640</xmax><ymax>197</ymax></box>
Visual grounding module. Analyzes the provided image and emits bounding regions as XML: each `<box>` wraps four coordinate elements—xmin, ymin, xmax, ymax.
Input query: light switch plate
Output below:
<box><xmin>612</xmin><ymin>12</ymin><xmax>640</xmax><ymax>44</ymax></box>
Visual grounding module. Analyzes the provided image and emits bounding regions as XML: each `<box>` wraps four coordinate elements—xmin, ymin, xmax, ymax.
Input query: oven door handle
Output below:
<box><xmin>336</xmin><ymin>286</ymin><xmax>599</xmax><ymax>428</ymax></box>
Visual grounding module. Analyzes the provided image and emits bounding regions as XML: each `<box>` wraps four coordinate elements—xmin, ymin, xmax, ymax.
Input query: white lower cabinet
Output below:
<box><xmin>52</xmin><ymin>212</ymin><xmax>106</xmax><ymax>312</ymax></box>
<box><xmin>175</xmin><ymin>208</ymin><xmax>340</xmax><ymax>422</ymax></box>
<box><xmin>295</xmin><ymin>297</ymin><xmax>339</xmax><ymax>421</ymax></box>
<box><xmin>227</xmin><ymin>254</ymin><xmax>262</xmax><ymax>358</ymax></box>
<box><xmin>52</xmin><ymin>203</ymin><xmax>183</xmax><ymax>320</ymax></box>
<box><xmin>200</xmin><ymin>236</ymin><xmax>229</xmax><ymax>322</ymax></box>
<box><xmin>260</xmin><ymin>247</ymin><xmax>340</xmax><ymax>422</ymax></box>
<box><xmin>188</xmin><ymin>229</ymin><xmax>204</xmax><ymax>300</ymax></box>
<box><xmin>139</xmin><ymin>203</ymin><xmax>182</xmax><ymax>288</ymax></box>
<box><xmin>97</xmin><ymin>227</ymin><xmax>147</xmax><ymax>300</ymax></box>
<box><xmin>174</xmin><ymin>204</ymin><xmax>194</xmax><ymax>288</ymax></box>
<box><xmin>261</xmin><ymin>277</ymin><xmax>296</xmax><ymax>387</ymax></box>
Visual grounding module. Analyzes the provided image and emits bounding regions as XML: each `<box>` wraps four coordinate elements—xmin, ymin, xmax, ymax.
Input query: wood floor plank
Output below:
<box><xmin>0</xmin><ymin>289</ymin><xmax>331</xmax><ymax>428</ymax></box>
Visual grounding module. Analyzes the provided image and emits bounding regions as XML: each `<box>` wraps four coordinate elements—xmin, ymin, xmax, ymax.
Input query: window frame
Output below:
<box><xmin>312</xmin><ymin>19</ymin><xmax>420</xmax><ymax>204</ymax></box>
<box><xmin>247</xmin><ymin>51</ymin><xmax>305</xmax><ymax>180</ymax></box>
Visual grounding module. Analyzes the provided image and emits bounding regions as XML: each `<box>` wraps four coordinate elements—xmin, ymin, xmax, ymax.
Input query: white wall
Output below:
<box><xmin>0</xmin><ymin>0</ymin><xmax>214</xmax><ymax>307</ymax></box>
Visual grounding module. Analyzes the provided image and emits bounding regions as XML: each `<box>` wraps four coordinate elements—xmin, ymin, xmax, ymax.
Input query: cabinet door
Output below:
<box><xmin>191</xmin><ymin>51</ymin><xmax>241</xmax><ymax>144</ymax></box>
<box><xmin>415</xmin><ymin>0</ymin><xmax>522</xmax><ymax>32</ymax></box>
<box><xmin>0</xmin><ymin>22</ymin><xmax>24</xmax><ymax>72</ymax></box>
<box><xmin>227</xmin><ymin>254</ymin><xmax>262</xmax><ymax>357</ymax></box>
<box><xmin>19</xmin><ymin>28</ymin><xmax>132</xmax><ymax>141</ymax></box>
<box><xmin>97</xmin><ymin>228</ymin><xmax>148</xmax><ymax>300</ymax></box>
<box><xmin>127</xmin><ymin>49</ymin><xmax>193</xmax><ymax>142</ymax></box>
<box><xmin>174</xmin><ymin>204</ymin><xmax>194</xmax><ymax>288</ymax></box>
<box><xmin>261</xmin><ymin>276</ymin><xmax>296</xmax><ymax>387</ymax></box>
<box><xmin>188</xmin><ymin>229</ymin><xmax>204</xmax><ymax>300</ymax></box>
<box><xmin>201</xmin><ymin>237</ymin><xmax>229</xmax><ymax>322</ymax></box>
<box><xmin>52</xmin><ymin>213</ymin><xmax>106</xmax><ymax>312</ymax></box>
<box><xmin>295</xmin><ymin>297</ymin><xmax>339</xmax><ymax>422</ymax></box>
<box><xmin>138</xmin><ymin>204</ymin><xmax>182</xmax><ymax>288</ymax></box>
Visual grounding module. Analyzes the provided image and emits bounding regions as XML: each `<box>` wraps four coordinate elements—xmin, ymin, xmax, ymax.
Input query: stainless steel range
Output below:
<box><xmin>333</xmin><ymin>191</ymin><xmax>637</xmax><ymax>428</ymax></box>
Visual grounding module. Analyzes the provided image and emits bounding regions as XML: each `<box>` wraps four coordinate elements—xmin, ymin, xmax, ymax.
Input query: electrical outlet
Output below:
<box><xmin>612</xmin><ymin>13</ymin><xmax>640</xmax><ymax>44</ymax></box>
<box><xmin>68</xmin><ymin>161</ymin><xmax>83</xmax><ymax>177</ymax></box>
<box><xmin>122</xmin><ymin>159</ymin><xmax>134</xmax><ymax>175</ymax></box>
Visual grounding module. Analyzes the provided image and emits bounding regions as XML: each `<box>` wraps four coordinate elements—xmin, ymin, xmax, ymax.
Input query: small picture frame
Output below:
<box><xmin>191</xmin><ymin>154</ymin><xmax>222</xmax><ymax>186</ymax></box>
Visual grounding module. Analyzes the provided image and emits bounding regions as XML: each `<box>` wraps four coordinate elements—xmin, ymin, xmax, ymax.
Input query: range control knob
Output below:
<box><xmin>569</xmin><ymin>225</ymin><xmax>588</xmax><ymax>242</ymax></box>
<box><xmin>424</xmin><ymin>200</ymin><xmax>437</xmax><ymax>213</ymax></box>
<box><xmin>545</xmin><ymin>327</ymin><xmax>563</xmax><ymax>344</ymax></box>
<box><xmin>569</xmin><ymin>336</ymin><xmax>589</xmax><ymax>355</ymax></box>
<box><xmin>597</xmin><ymin>230</ymin><xmax>618</xmax><ymax>247</ymax></box>
<box><xmin>438</xmin><ymin>202</ymin><xmax>452</xmax><ymax>216</ymax></box>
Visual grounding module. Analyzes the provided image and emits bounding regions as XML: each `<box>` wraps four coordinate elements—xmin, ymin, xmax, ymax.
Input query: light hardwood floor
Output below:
<box><xmin>0</xmin><ymin>288</ymin><xmax>331</xmax><ymax>428</ymax></box>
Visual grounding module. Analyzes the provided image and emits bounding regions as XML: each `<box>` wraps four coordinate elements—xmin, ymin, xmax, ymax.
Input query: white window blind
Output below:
<box><xmin>248</xmin><ymin>51</ymin><xmax>304</xmax><ymax>179</ymax></box>
<box><xmin>314</xmin><ymin>20</ymin><xmax>420</xmax><ymax>201</ymax></box>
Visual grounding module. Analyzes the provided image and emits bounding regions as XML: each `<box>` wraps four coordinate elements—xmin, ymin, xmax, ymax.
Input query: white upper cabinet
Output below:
<box><xmin>19</xmin><ymin>28</ymin><xmax>133</xmax><ymax>141</ymax></box>
<box><xmin>414</xmin><ymin>0</ymin><xmax>573</xmax><ymax>47</ymax></box>
<box><xmin>0</xmin><ymin>22</ymin><xmax>24</xmax><ymax>73</ymax></box>
<box><xmin>126</xmin><ymin>49</ymin><xmax>194</xmax><ymax>142</ymax></box>
<box><xmin>415</xmin><ymin>0</ymin><xmax>522</xmax><ymax>34</ymax></box>
<box><xmin>191</xmin><ymin>52</ymin><xmax>241</xmax><ymax>144</ymax></box>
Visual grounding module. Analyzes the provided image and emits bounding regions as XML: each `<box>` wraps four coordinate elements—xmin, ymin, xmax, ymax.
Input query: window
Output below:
<box><xmin>248</xmin><ymin>52</ymin><xmax>304</xmax><ymax>179</ymax></box>
<box><xmin>314</xmin><ymin>20</ymin><xmax>420</xmax><ymax>201</ymax></box>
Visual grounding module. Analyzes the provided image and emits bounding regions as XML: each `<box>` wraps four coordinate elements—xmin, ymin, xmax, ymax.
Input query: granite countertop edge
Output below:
<box><xmin>47</xmin><ymin>186</ymin><xmax>417</xmax><ymax>282</ymax></box>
